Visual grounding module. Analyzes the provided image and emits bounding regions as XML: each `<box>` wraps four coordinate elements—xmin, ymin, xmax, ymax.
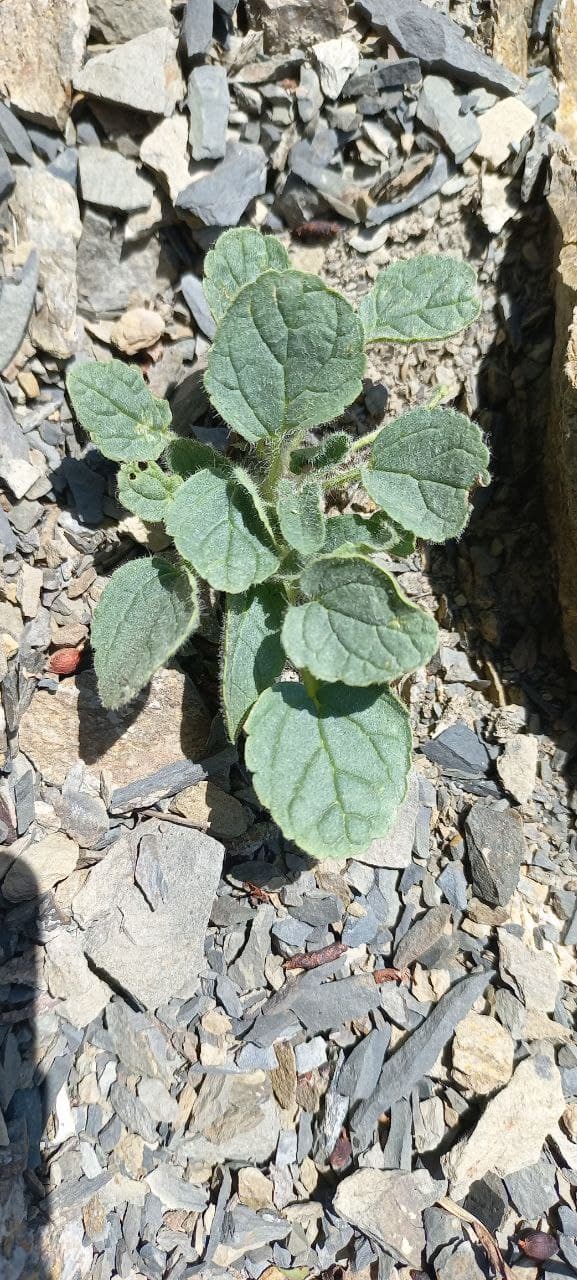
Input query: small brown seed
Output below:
<box><xmin>49</xmin><ymin>646</ymin><xmax>83</xmax><ymax>675</ymax></box>
<box><xmin>518</xmin><ymin>1230</ymin><xmax>558</xmax><ymax>1261</ymax></box>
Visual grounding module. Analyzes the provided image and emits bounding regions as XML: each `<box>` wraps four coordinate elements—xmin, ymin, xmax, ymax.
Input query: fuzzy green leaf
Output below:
<box><xmin>221</xmin><ymin>583</ymin><xmax>286</xmax><ymax>741</ymax></box>
<box><xmin>360</xmin><ymin>255</ymin><xmax>480</xmax><ymax>344</ymax></box>
<box><xmin>166</xmin><ymin>437</ymin><xmax>229</xmax><ymax>478</ymax></box>
<box><xmin>165</xmin><ymin>467</ymin><xmax>280</xmax><ymax>593</ymax></box>
<box><xmin>205</xmin><ymin>270</ymin><xmax>366</xmax><ymax>444</ymax></box>
<box><xmin>203</xmin><ymin>227</ymin><xmax>290</xmax><ymax>322</ymax></box>
<box><xmin>245</xmin><ymin>681</ymin><xmax>411</xmax><ymax>859</ymax></box>
<box><xmin>282</xmin><ymin>554</ymin><xmax>437</xmax><ymax>685</ymax></box>
<box><xmin>91</xmin><ymin>556</ymin><xmax>199</xmax><ymax>709</ymax></box>
<box><xmin>290</xmin><ymin>432</ymin><xmax>353</xmax><ymax>474</ymax></box>
<box><xmin>323</xmin><ymin>512</ymin><xmax>415</xmax><ymax>557</ymax></box>
<box><xmin>67</xmin><ymin>360</ymin><xmax>171</xmax><ymax>462</ymax></box>
<box><xmin>362</xmin><ymin>408</ymin><xmax>489</xmax><ymax>541</ymax></box>
<box><xmin>276</xmin><ymin>479</ymin><xmax>326</xmax><ymax>556</ymax></box>
<box><xmin>118</xmin><ymin>461</ymin><xmax>181</xmax><ymax>523</ymax></box>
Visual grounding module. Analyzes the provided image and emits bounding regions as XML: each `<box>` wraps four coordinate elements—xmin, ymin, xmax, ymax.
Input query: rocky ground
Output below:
<box><xmin>1</xmin><ymin>1</ymin><xmax>577</xmax><ymax>1279</ymax></box>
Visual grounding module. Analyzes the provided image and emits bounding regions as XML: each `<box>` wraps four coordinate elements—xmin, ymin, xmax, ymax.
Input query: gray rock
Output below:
<box><xmin>440</xmin><ymin>1242</ymin><xmax>487</xmax><ymax>1280</ymax></box>
<box><xmin>137</xmin><ymin>1078</ymin><xmax>178</xmax><ymax>1126</ymax></box>
<box><xmin>106</xmin><ymin>1000</ymin><xmax>180</xmax><ymax>1086</ymax></box>
<box><xmin>175</xmin><ymin>142</ymin><xmax>267</xmax><ymax>226</ymax></box>
<box><xmin>334</xmin><ymin>1167</ymin><xmax>442</xmax><ymax>1266</ymax></box>
<box><xmin>357</xmin><ymin>0</ymin><xmax>521</xmax><ymax>94</ymax></box>
<box><xmin>109</xmin><ymin>1082</ymin><xmax>158</xmax><ymax>1145</ymax></box>
<box><xmin>220</xmin><ymin>1204</ymin><xmax>291</xmax><ymax>1258</ymax></box>
<box><xmin>229</xmin><ymin>903</ymin><xmax>276</xmax><ymax>992</ymax></box>
<box><xmin>73</xmin><ymin>829</ymin><xmax>224</xmax><ymax>1009</ymax></box>
<box><xmin>73</xmin><ymin>27</ymin><xmax>183</xmax><ymax>116</ymax></box>
<box><xmin>89</xmin><ymin>0</ymin><xmax>173</xmax><ymax>43</ymax></box>
<box><xmin>296</xmin><ymin>65</ymin><xmax>323</xmax><ymax>124</ymax></box>
<box><xmin>55</xmin><ymin>787</ymin><xmax>109</xmax><ymax>849</ymax></box>
<box><xmin>438</xmin><ymin>861</ymin><xmax>468</xmax><ymax>910</ymax></box>
<box><xmin>289</xmin><ymin>894</ymin><xmax>342</xmax><ymax>927</ymax></box>
<box><xmin>421</xmin><ymin>720</ymin><xmax>492</xmax><ymax>783</ymax></box>
<box><xmin>289</xmin><ymin>976</ymin><xmax>381</xmax><ymax>1034</ymax></box>
<box><xmin>188</xmin><ymin>65</ymin><xmax>229</xmax><ymax>161</ymax></box>
<box><xmin>244</xmin><ymin>0</ymin><xmax>347</xmax><ymax>52</ymax></box>
<box><xmin>180</xmin><ymin>273</ymin><xmax>217</xmax><ymax>339</ymax></box>
<box><xmin>0</xmin><ymin>102</ymin><xmax>34</xmax><ymax>164</ymax></box>
<box><xmin>352</xmin><ymin>970</ymin><xmax>493</xmax><ymax>1153</ymax></box>
<box><xmin>135</xmin><ymin>832</ymin><xmax>169</xmax><ymax>911</ymax></box>
<box><xmin>0</xmin><ymin>144</ymin><xmax>15</xmax><ymax>204</ymax></box>
<box><xmin>77</xmin><ymin>208</ymin><xmax>171</xmax><ymax>317</ymax></box>
<box><xmin>394</xmin><ymin>904</ymin><xmax>453</xmax><ymax>969</ymax></box>
<box><xmin>78</xmin><ymin>147</ymin><xmax>153</xmax><ymax>212</ymax></box>
<box><xmin>463</xmin><ymin>1173</ymin><xmax>509</xmax><ymax>1233</ymax></box>
<box><xmin>108</xmin><ymin>747</ymin><xmax>233</xmax><ymax>814</ymax></box>
<box><xmin>417</xmin><ymin>75</ymin><xmax>481</xmax><ymax>163</ymax></box>
<box><xmin>465</xmin><ymin>801</ymin><xmax>526</xmax><ymax>905</ymax></box>
<box><xmin>181</xmin><ymin>1071</ymin><xmax>280</xmax><ymax>1163</ymax></box>
<box><xmin>48</xmin><ymin>146</ymin><xmax>79</xmax><ymax>187</ymax></box>
<box><xmin>339</xmin><ymin>1028</ymin><xmax>390</xmax><ymax>1104</ymax></box>
<box><xmin>271</xmin><ymin>917</ymin><xmax>313</xmax><ymax>948</ymax></box>
<box><xmin>45</xmin><ymin>929</ymin><xmax>111</xmax><ymax>1027</ymax></box>
<box><xmin>146</xmin><ymin>1164</ymin><xmax>208</xmax><ymax>1211</ymax></box>
<box><xmin>368</xmin><ymin>149</ymin><xmax>451</xmax><ymax>224</ymax></box>
<box><xmin>357</xmin><ymin>770</ymin><xmax>419</xmax><ymax>867</ymax></box>
<box><xmin>497</xmin><ymin>928</ymin><xmax>560</xmax><ymax>1011</ymax></box>
<box><xmin>182</xmin><ymin>0</ymin><xmax>213</xmax><ymax>57</ymax></box>
<box><xmin>9</xmin><ymin>167</ymin><xmax>81</xmax><ymax>359</ymax></box>
<box><xmin>381</xmin><ymin>1097</ymin><xmax>412</xmax><ymax>1170</ymax></box>
<box><xmin>294</xmin><ymin>1037</ymin><xmax>327</xmax><ymax>1074</ymax></box>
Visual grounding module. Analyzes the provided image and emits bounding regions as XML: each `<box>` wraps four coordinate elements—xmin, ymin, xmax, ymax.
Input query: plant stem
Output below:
<box><xmin>320</xmin><ymin>463</ymin><xmax>362</xmax><ymax>491</ymax></box>
<box><xmin>349</xmin><ymin>426</ymin><xmax>382</xmax><ymax>454</ymax></box>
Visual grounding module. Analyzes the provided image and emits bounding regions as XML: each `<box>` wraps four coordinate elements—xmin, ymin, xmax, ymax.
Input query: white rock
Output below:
<box><xmin>45</xmin><ymin>930</ymin><xmax>110</xmax><ymax>1027</ymax></box>
<box><xmin>2</xmin><ymin>832</ymin><xmax>79</xmax><ymax>901</ymax></box>
<box><xmin>475</xmin><ymin>97</ymin><xmax>536</xmax><ymax>169</ymax></box>
<box><xmin>0</xmin><ymin>0</ymin><xmax>89</xmax><ymax>129</ymax></box>
<box><xmin>312</xmin><ymin>37</ymin><xmax>359</xmax><ymax>99</ymax></box>
<box><xmin>334</xmin><ymin>1167</ymin><xmax>440</xmax><ymax>1265</ymax></box>
<box><xmin>497</xmin><ymin>734</ymin><xmax>538</xmax><ymax>803</ymax></box>
<box><xmin>140</xmin><ymin>115</ymin><xmax>193</xmax><ymax>200</ymax></box>
<box><xmin>498</xmin><ymin>928</ymin><xmax>560</xmax><ymax>1012</ymax></box>
<box><xmin>110</xmin><ymin>308</ymin><xmax>165</xmax><ymax>354</ymax></box>
<box><xmin>442</xmin><ymin>1054</ymin><xmax>566</xmax><ymax>1200</ymax></box>
<box><xmin>74</xmin><ymin>27</ymin><xmax>184</xmax><ymax>116</ymax></box>
<box><xmin>480</xmin><ymin>172</ymin><xmax>518</xmax><ymax>234</ymax></box>
<box><xmin>78</xmin><ymin>147</ymin><xmax>153</xmax><ymax>212</ymax></box>
<box><xmin>9</xmin><ymin>169</ymin><xmax>82</xmax><ymax>359</ymax></box>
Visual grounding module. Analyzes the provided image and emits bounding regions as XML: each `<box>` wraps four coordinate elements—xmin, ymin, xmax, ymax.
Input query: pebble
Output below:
<box><xmin>2</xmin><ymin>831</ymin><xmax>79</xmax><ymax>900</ymax></box>
<box><xmin>188</xmin><ymin>64</ymin><xmax>229</xmax><ymax>160</ymax></box>
<box><xmin>498</xmin><ymin>928</ymin><xmax>560</xmax><ymax>1012</ymax></box>
<box><xmin>465</xmin><ymin>801</ymin><xmax>526</xmax><ymax>905</ymax></box>
<box><xmin>497</xmin><ymin>734</ymin><xmax>539</xmax><ymax>803</ymax></box>
<box><xmin>452</xmin><ymin>1011</ymin><xmax>514</xmax><ymax>1094</ymax></box>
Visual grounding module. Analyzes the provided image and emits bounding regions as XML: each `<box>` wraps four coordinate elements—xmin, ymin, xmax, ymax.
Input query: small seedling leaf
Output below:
<box><xmin>360</xmin><ymin>255</ymin><xmax>480</xmax><ymax>344</ymax></box>
<box><xmin>323</xmin><ymin>511</ymin><xmax>415</xmax><ymax>557</ymax></box>
<box><xmin>282</xmin><ymin>554</ymin><xmax>438</xmax><ymax>684</ymax></box>
<box><xmin>362</xmin><ymin>407</ymin><xmax>489</xmax><ymax>541</ymax></box>
<box><xmin>245</xmin><ymin>680</ymin><xmax>411</xmax><ymax>859</ymax></box>
<box><xmin>67</xmin><ymin>359</ymin><xmax>171</xmax><ymax>462</ymax></box>
<box><xmin>203</xmin><ymin>227</ymin><xmax>290</xmax><ymax>322</ymax></box>
<box><xmin>221</xmin><ymin>583</ymin><xmax>286</xmax><ymax>741</ymax></box>
<box><xmin>276</xmin><ymin>478</ymin><xmax>326</xmax><ymax>555</ymax></box>
<box><xmin>118</xmin><ymin>461</ymin><xmax>181</xmax><ymax>523</ymax></box>
<box><xmin>205</xmin><ymin>270</ymin><xmax>366</xmax><ymax>444</ymax></box>
<box><xmin>166</xmin><ymin>437</ymin><xmax>229</xmax><ymax>478</ymax></box>
<box><xmin>290</xmin><ymin>431</ymin><xmax>352</xmax><ymax>474</ymax></box>
<box><xmin>92</xmin><ymin>556</ymin><xmax>199</xmax><ymax>709</ymax></box>
<box><xmin>165</xmin><ymin>467</ymin><xmax>280</xmax><ymax>593</ymax></box>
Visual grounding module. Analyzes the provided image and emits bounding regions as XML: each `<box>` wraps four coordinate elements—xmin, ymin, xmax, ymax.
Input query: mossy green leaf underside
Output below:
<box><xmin>205</xmin><ymin>269</ymin><xmax>366</xmax><ymax>444</ymax></box>
<box><xmin>221</xmin><ymin>583</ymin><xmax>286</xmax><ymax>741</ymax></box>
<box><xmin>359</xmin><ymin>255</ymin><xmax>480</xmax><ymax>344</ymax></box>
<box><xmin>165</xmin><ymin>467</ymin><xmax>280</xmax><ymax>593</ymax></box>
<box><xmin>282</xmin><ymin>554</ymin><xmax>438</xmax><ymax>685</ymax></box>
<box><xmin>92</xmin><ymin>556</ymin><xmax>199</xmax><ymax>709</ymax></box>
<box><xmin>245</xmin><ymin>681</ymin><xmax>412</xmax><ymax>859</ymax></box>
<box><xmin>362</xmin><ymin>407</ymin><xmax>490</xmax><ymax>541</ymax></box>
<box><xmin>67</xmin><ymin>359</ymin><xmax>171</xmax><ymax>462</ymax></box>
<box><xmin>203</xmin><ymin>227</ymin><xmax>290</xmax><ymax>322</ymax></box>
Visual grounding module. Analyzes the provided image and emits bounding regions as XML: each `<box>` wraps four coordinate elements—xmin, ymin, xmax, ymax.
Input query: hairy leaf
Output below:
<box><xmin>118</xmin><ymin>461</ymin><xmax>181</xmax><ymax>523</ymax></box>
<box><xmin>91</xmin><ymin>556</ymin><xmax>199</xmax><ymax>709</ymax></box>
<box><xmin>221</xmin><ymin>583</ymin><xmax>286</xmax><ymax>741</ymax></box>
<box><xmin>276</xmin><ymin>479</ymin><xmax>326</xmax><ymax>556</ymax></box>
<box><xmin>205</xmin><ymin>270</ymin><xmax>366</xmax><ymax>444</ymax></box>
<box><xmin>166</xmin><ymin>437</ymin><xmax>229</xmax><ymax>478</ymax></box>
<box><xmin>290</xmin><ymin>431</ymin><xmax>353</xmax><ymax>474</ymax></box>
<box><xmin>245</xmin><ymin>681</ymin><xmax>411</xmax><ymax>859</ymax></box>
<box><xmin>203</xmin><ymin>227</ymin><xmax>290</xmax><ymax>322</ymax></box>
<box><xmin>67</xmin><ymin>360</ymin><xmax>171</xmax><ymax>462</ymax></box>
<box><xmin>165</xmin><ymin>467</ymin><xmax>280</xmax><ymax>593</ymax></box>
<box><xmin>282</xmin><ymin>554</ymin><xmax>437</xmax><ymax>684</ymax></box>
<box><xmin>323</xmin><ymin>511</ymin><xmax>415</xmax><ymax>557</ymax></box>
<box><xmin>362</xmin><ymin>408</ymin><xmax>489</xmax><ymax>541</ymax></box>
<box><xmin>360</xmin><ymin>255</ymin><xmax>480</xmax><ymax>344</ymax></box>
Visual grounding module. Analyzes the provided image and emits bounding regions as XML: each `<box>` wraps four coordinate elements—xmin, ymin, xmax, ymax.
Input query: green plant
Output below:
<box><xmin>66</xmin><ymin>229</ymin><xmax>488</xmax><ymax>860</ymax></box>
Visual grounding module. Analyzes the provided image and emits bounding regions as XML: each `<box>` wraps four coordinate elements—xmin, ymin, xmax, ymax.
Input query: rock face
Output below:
<box><xmin>18</xmin><ymin>668</ymin><xmax>210</xmax><ymax>788</ymax></box>
<box><xmin>244</xmin><ymin>0</ymin><xmax>348</xmax><ymax>52</ymax></box>
<box><xmin>442</xmin><ymin>1055</ymin><xmax>566</xmax><ymax>1199</ymax></box>
<box><xmin>546</xmin><ymin>146</ymin><xmax>577</xmax><ymax>669</ymax></box>
<box><xmin>0</xmin><ymin>0</ymin><xmax>89</xmax><ymax>129</ymax></box>
<box><xmin>334</xmin><ymin>1168</ymin><xmax>440</xmax><ymax>1265</ymax></box>
<box><xmin>9</xmin><ymin>169</ymin><xmax>82</xmax><ymax>358</ymax></box>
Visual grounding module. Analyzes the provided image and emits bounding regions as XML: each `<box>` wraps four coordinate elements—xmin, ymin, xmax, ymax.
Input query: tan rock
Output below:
<box><xmin>9</xmin><ymin>169</ymin><xmax>82</xmax><ymax>358</ymax></box>
<box><xmin>493</xmin><ymin>0</ymin><xmax>533</xmax><ymax>76</ymax></box>
<box><xmin>475</xmin><ymin>98</ymin><xmax>536</xmax><ymax>169</ymax></box>
<box><xmin>271</xmin><ymin>1041</ymin><xmax>297</xmax><ymax>1111</ymax></box>
<box><xmin>18</xmin><ymin>668</ymin><xmax>210</xmax><ymax>788</ymax></box>
<box><xmin>171</xmin><ymin>780</ymin><xmax>248</xmax><ymax>838</ymax></box>
<box><xmin>89</xmin><ymin>0</ymin><xmax>172</xmax><ymax>43</ymax></box>
<box><xmin>442</xmin><ymin>1055</ymin><xmax>566</xmax><ymax>1199</ymax></box>
<box><xmin>140</xmin><ymin>115</ymin><xmax>193</xmax><ymax>201</ymax></box>
<box><xmin>497</xmin><ymin>734</ymin><xmax>538</xmax><ymax>804</ymax></box>
<box><xmin>244</xmin><ymin>0</ymin><xmax>348</xmax><ymax>52</ymax></box>
<box><xmin>452</xmin><ymin>1012</ymin><xmax>514</xmax><ymax>1095</ymax></box>
<box><xmin>498</xmin><ymin>929</ymin><xmax>560</xmax><ymax>1012</ymax></box>
<box><xmin>2</xmin><ymin>832</ymin><xmax>79</xmax><ymax>901</ymax></box>
<box><xmin>0</xmin><ymin>0</ymin><xmax>89</xmax><ymax>129</ymax></box>
<box><xmin>110</xmin><ymin>308</ymin><xmax>165</xmax><ymax>355</ymax></box>
<box><xmin>552</xmin><ymin>0</ymin><xmax>577</xmax><ymax>153</ymax></box>
<box><xmin>237</xmin><ymin>1166</ymin><xmax>275</xmax><ymax>1210</ymax></box>
<box><xmin>19</xmin><ymin>564</ymin><xmax>43</xmax><ymax>619</ymax></box>
<box><xmin>45</xmin><ymin>929</ymin><xmax>110</xmax><ymax>1026</ymax></box>
<box><xmin>522</xmin><ymin>1008</ymin><xmax>573</xmax><ymax>1043</ymax></box>
<box><xmin>563</xmin><ymin>1101</ymin><xmax>577</xmax><ymax>1139</ymax></box>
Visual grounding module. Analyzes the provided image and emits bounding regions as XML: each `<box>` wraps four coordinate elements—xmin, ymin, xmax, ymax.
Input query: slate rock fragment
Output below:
<box><xmin>0</xmin><ymin>102</ymin><xmax>35</xmax><ymax>164</ymax></box>
<box><xmin>45</xmin><ymin>929</ymin><xmax>110</xmax><ymax>1027</ymax></box>
<box><xmin>334</xmin><ymin>1167</ymin><xmax>441</xmax><ymax>1266</ymax></box>
<box><xmin>188</xmin><ymin>65</ymin><xmax>229</xmax><ymax>161</ymax></box>
<box><xmin>182</xmin><ymin>1071</ymin><xmax>280</xmax><ymax>1163</ymax></box>
<box><xmin>0</xmin><ymin>0</ymin><xmax>90</xmax><ymax>130</ymax></box>
<box><xmin>78</xmin><ymin>147</ymin><xmax>153</xmax><ymax>212</ymax></box>
<box><xmin>73</xmin><ymin>27</ymin><xmax>184</xmax><ymax>116</ymax></box>
<box><xmin>89</xmin><ymin>0</ymin><xmax>173</xmax><ymax>43</ymax></box>
<box><xmin>0</xmin><ymin>250</ymin><xmax>39</xmax><ymax>374</ymax></box>
<box><xmin>367</xmin><ymin>149</ymin><xmax>451</xmax><ymax>224</ymax></box>
<box><xmin>182</xmin><ymin>0</ymin><xmax>213</xmax><ymax>57</ymax></box>
<box><xmin>394</xmin><ymin>904</ymin><xmax>453</xmax><ymax>969</ymax></box>
<box><xmin>465</xmin><ymin>800</ymin><xmax>526</xmax><ymax>905</ymax></box>
<box><xmin>357</xmin><ymin>0</ymin><xmax>521</xmax><ymax>95</ymax></box>
<box><xmin>416</xmin><ymin>75</ymin><xmax>481</xmax><ymax>163</ymax></box>
<box><xmin>245</xmin><ymin>0</ymin><xmax>348</xmax><ymax>53</ymax></box>
<box><xmin>497</xmin><ymin>928</ymin><xmax>560</xmax><ymax>1011</ymax></box>
<box><xmin>9</xmin><ymin>168</ymin><xmax>82</xmax><ymax>359</ymax></box>
<box><xmin>312</xmin><ymin>38</ymin><xmax>360</xmax><ymax>99</ymax></box>
<box><xmin>0</xmin><ymin>146</ymin><xmax>14</xmax><ymax>203</ymax></box>
<box><xmin>504</xmin><ymin>1157</ymin><xmax>559</xmax><ymax>1220</ymax></box>
<box><xmin>358</xmin><ymin>770</ymin><xmax>419</xmax><ymax>867</ymax></box>
<box><xmin>176</xmin><ymin>142</ymin><xmax>267</xmax><ymax>226</ymax></box>
<box><xmin>421</xmin><ymin>720</ymin><xmax>492</xmax><ymax>783</ymax></box>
